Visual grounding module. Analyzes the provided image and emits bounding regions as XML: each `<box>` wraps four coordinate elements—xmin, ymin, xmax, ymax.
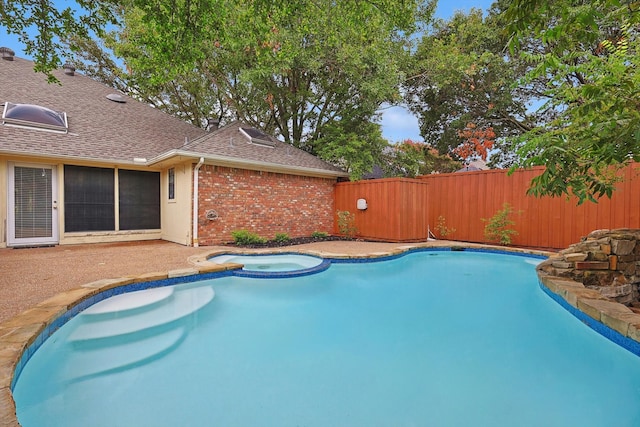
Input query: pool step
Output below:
<box><xmin>68</xmin><ymin>286</ymin><xmax>214</xmax><ymax>342</ymax></box>
<box><xmin>81</xmin><ymin>287</ymin><xmax>175</xmax><ymax>318</ymax></box>
<box><xmin>63</xmin><ymin>327</ymin><xmax>187</xmax><ymax>380</ymax></box>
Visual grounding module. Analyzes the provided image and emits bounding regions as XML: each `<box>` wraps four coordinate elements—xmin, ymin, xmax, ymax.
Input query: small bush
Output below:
<box><xmin>273</xmin><ymin>233</ymin><xmax>290</xmax><ymax>243</ymax></box>
<box><xmin>435</xmin><ymin>215</ymin><xmax>455</xmax><ymax>238</ymax></box>
<box><xmin>482</xmin><ymin>203</ymin><xmax>520</xmax><ymax>246</ymax></box>
<box><xmin>336</xmin><ymin>210</ymin><xmax>358</xmax><ymax>238</ymax></box>
<box><xmin>231</xmin><ymin>229</ymin><xmax>267</xmax><ymax>245</ymax></box>
<box><xmin>311</xmin><ymin>231</ymin><xmax>329</xmax><ymax>239</ymax></box>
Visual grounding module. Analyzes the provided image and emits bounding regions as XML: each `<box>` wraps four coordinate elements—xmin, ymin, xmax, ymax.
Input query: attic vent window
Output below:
<box><xmin>106</xmin><ymin>93</ymin><xmax>127</xmax><ymax>103</ymax></box>
<box><xmin>239</xmin><ymin>127</ymin><xmax>276</xmax><ymax>147</ymax></box>
<box><xmin>2</xmin><ymin>102</ymin><xmax>68</xmax><ymax>133</ymax></box>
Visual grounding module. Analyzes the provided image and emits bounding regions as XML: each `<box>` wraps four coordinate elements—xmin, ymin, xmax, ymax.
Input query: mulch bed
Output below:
<box><xmin>226</xmin><ymin>235</ymin><xmax>355</xmax><ymax>249</ymax></box>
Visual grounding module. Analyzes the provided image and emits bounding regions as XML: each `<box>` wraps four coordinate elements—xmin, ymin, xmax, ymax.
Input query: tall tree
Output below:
<box><xmin>504</xmin><ymin>0</ymin><xmax>640</xmax><ymax>203</ymax></box>
<box><xmin>403</xmin><ymin>4</ymin><xmax>549</xmax><ymax>167</ymax></box>
<box><xmin>380</xmin><ymin>139</ymin><xmax>461</xmax><ymax>177</ymax></box>
<box><xmin>314</xmin><ymin>119</ymin><xmax>389</xmax><ymax>180</ymax></box>
<box><xmin>65</xmin><ymin>0</ymin><xmax>434</xmax><ymax>179</ymax></box>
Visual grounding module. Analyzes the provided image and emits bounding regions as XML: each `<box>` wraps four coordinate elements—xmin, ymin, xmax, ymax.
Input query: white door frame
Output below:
<box><xmin>7</xmin><ymin>162</ymin><xmax>59</xmax><ymax>246</ymax></box>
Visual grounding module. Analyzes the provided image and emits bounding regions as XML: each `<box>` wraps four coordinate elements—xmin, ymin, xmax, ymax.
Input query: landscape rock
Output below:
<box><xmin>612</xmin><ymin>239</ymin><xmax>636</xmax><ymax>256</ymax></box>
<box><xmin>538</xmin><ymin>229</ymin><xmax>640</xmax><ymax>306</ymax></box>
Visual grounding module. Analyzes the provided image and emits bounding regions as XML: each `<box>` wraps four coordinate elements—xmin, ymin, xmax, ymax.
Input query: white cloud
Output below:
<box><xmin>379</xmin><ymin>105</ymin><xmax>422</xmax><ymax>143</ymax></box>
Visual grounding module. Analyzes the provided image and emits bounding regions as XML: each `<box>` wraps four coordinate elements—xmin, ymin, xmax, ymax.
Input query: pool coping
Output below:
<box><xmin>2</xmin><ymin>242</ymin><xmax>639</xmax><ymax>426</ymax></box>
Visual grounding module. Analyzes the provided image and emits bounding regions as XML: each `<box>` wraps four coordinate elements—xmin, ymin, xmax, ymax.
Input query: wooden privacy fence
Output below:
<box><xmin>334</xmin><ymin>163</ymin><xmax>640</xmax><ymax>249</ymax></box>
<box><xmin>333</xmin><ymin>178</ymin><xmax>430</xmax><ymax>242</ymax></box>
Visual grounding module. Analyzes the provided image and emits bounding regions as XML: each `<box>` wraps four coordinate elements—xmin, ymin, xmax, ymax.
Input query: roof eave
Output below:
<box><xmin>0</xmin><ymin>148</ymin><xmax>159</xmax><ymax>167</ymax></box>
<box><xmin>148</xmin><ymin>149</ymin><xmax>349</xmax><ymax>179</ymax></box>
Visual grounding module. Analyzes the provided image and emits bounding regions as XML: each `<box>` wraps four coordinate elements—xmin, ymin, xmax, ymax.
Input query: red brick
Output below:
<box><xmin>575</xmin><ymin>261</ymin><xmax>610</xmax><ymax>270</ymax></box>
<box><xmin>196</xmin><ymin>166</ymin><xmax>336</xmax><ymax>245</ymax></box>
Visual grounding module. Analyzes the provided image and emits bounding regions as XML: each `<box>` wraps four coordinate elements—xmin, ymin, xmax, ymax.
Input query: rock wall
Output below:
<box><xmin>537</xmin><ymin>229</ymin><xmax>640</xmax><ymax>306</ymax></box>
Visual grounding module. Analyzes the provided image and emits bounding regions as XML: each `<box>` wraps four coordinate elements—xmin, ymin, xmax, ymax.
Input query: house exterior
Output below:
<box><xmin>456</xmin><ymin>159</ymin><xmax>489</xmax><ymax>172</ymax></box>
<box><xmin>0</xmin><ymin>49</ymin><xmax>347</xmax><ymax>248</ymax></box>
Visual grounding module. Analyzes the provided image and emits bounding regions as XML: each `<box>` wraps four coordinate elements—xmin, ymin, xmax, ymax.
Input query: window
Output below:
<box><xmin>168</xmin><ymin>168</ymin><xmax>175</xmax><ymax>200</ymax></box>
<box><xmin>64</xmin><ymin>166</ymin><xmax>160</xmax><ymax>232</ymax></box>
<box><xmin>64</xmin><ymin>166</ymin><xmax>115</xmax><ymax>232</ymax></box>
<box><xmin>3</xmin><ymin>102</ymin><xmax>68</xmax><ymax>133</ymax></box>
<box><xmin>119</xmin><ymin>170</ymin><xmax>160</xmax><ymax>230</ymax></box>
<box><xmin>239</xmin><ymin>127</ymin><xmax>276</xmax><ymax>147</ymax></box>
<box><xmin>13</xmin><ymin>166</ymin><xmax>52</xmax><ymax>238</ymax></box>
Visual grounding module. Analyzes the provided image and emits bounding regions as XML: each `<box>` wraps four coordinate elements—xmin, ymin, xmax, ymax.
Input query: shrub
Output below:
<box><xmin>435</xmin><ymin>215</ymin><xmax>455</xmax><ymax>238</ymax></box>
<box><xmin>231</xmin><ymin>229</ymin><xmax>266</xmax><ymax>245</ymax></box>
<box><xmin>482</xmin><ymin>203</ymin><xmax>520</xmax><ymax>245</ymax></box>
<box><xmin>273</xmin><ymin>233</ymin><xmax>290</xmax><ymax>243</ymax></box>
<box><xmin>336</xmin><ymin>210</ymin><xmax>358</xmax><ymax>238</ymax></box>
<box><xmin>311</xmin><ymin>231</ymin><xmax>329</xmax><ymax>239</ymax></box>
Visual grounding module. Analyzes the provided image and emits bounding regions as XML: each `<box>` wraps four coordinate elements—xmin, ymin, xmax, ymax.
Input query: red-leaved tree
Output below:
<box><xmin>453</xmin><ymin>122</ymin><xmax>495</xmax><ymax>161</ymax></box>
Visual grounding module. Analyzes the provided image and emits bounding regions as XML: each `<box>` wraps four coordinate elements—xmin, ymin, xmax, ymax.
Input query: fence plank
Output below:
<box><xmin>335</xmin><ymin>163</ymin><xmax>640</xmax><ymax>249</ymax></box>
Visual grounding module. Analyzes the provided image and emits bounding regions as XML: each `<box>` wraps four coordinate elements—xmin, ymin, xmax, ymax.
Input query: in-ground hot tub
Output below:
<box><xmin>208</xmin><ymin>253</ymin><xmax>328</xmax><ymax>277</ymax></box>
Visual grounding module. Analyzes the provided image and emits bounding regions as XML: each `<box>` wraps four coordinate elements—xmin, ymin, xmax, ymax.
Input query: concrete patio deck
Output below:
<box><xmin>0</xmin><ymin>239</ymin><xmax>462</xmax><ymax>324</ymax></box>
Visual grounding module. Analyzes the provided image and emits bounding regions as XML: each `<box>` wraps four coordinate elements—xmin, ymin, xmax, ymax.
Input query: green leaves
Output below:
<box><xmin>504</xmin><ymin>0</ymin><xmax>640</xmax><ymax>203</ymax></box>
<box><xmin>1</xmin><ymin>0</ymin><xmax>118</xmax><ymax>82</ymax></box>
<box><xmin>404</xmin><ymin>6</ymin><xmax>538</xmax><ymax>166</ymax></box>
<box><xmin>315</xmin><ymin>120</ymin><xmax>387</xmax><ymax>180</ymax></box>
<box><xmin>86</xmin><ymin>0</ymin><xmax>432</xmax><ymax>173</ymax></box>
<box><xmin>482</xmin><ymin>202</ymin><xmax>520</xmax><ymax>245</ymax></box>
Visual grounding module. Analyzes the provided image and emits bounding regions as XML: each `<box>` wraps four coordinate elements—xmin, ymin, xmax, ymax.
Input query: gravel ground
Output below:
<box><xmin>0</xmin><ymin>240</ymin><xmax>204</xmax><ymax>323</ymax></box>
<box><xmin>0</xmin><ymin>239</ymin><xmax>414</xmax><ymax>323</ymax></box>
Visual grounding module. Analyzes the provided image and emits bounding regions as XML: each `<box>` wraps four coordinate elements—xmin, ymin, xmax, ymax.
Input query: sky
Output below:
<box><xmin>0</xmin><ymin>0</ymin><xmax>494</xmax><ymax>143</ymax></box>
<box><xmin>380</xmin><ymin>0</ymin><xmax>494</xmax><ymax>143</ymax></box>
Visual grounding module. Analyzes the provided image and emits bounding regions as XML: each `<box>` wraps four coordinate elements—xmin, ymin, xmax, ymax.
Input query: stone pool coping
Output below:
<box><xmin>1</xmin><ymin>241</ymin><xmax>637</xmax><ymax>426</ymax></box>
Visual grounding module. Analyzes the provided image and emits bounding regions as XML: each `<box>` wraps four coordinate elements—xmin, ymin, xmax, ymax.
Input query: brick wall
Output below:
<box><xmin>197</xmin><ymin>165</ymin><xmax>336</xmax><ymax>245</ymax></box>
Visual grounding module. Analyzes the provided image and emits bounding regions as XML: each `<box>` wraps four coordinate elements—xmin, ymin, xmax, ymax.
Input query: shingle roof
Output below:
<box><xmin>0</xmin><ymin>55</ymin><xmax>347</xmax><ymax>177</ymax></box>
<box><xmin>174</xmin><ymin>121</ymin><xmax>347</xmax><ymax>177</ymax></box>
<box><xmin>456</xmin><ymin>159</ymin><xmax>489</xmax><ymax>173</ymax></box>
<box><xmin>0</xmin><ymin>56</ymin><xmax>206</xmax><ymax>164</ymax></box>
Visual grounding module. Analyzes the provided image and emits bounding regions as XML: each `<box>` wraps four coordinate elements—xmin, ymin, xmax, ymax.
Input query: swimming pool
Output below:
<box><xmin>12</xmin><ymin>250</ymin><xmax>640</xmax><ymax>426</ymax></box>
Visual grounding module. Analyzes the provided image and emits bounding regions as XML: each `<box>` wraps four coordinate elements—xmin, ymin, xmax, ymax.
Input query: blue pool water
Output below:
<box><xmin>13</xmin><ymin>251</ymin><xmax>640</xmax><ymax>426</ymax></box>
